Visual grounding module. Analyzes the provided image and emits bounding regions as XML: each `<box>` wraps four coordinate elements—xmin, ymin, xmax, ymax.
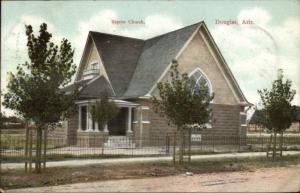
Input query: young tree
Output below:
<box><xmin>3</xmin><ymin>23</ymin><xmax>77</xmax><ymax>173</ymax></box>
<box><xmin>258</xmin><ymin>69</ymin><xmax>295</xmax><ymax>159</ymax></box>
<box><xmin>90</xmin><ymin>95</ymin><xmax>120</xmax><ymax>131</ymax></box>
<box><xmin>153</xmin><ymin>60</ymin><xmax>214</xmax><ymax>164</ymax></box>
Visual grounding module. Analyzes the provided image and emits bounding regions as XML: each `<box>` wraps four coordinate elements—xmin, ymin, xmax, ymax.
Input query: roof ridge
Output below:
<box><xmin>89</xmin><ymin>21</ymin><xmax>204</xmax><ymax>42</ymax></box>
<box><xmin>123</xmin><ymin>22</ymin><xmax>202</xmax><ymax>97</ymax></box>
<box><xmin>145</xmin><ymin>21</ymin><xmax>203</xmax><ymax>41</ymax></box>
<box><xmin>89</xmin><ymin>31</ymin><xmax>144</xmax><ymax>41</ymax></box>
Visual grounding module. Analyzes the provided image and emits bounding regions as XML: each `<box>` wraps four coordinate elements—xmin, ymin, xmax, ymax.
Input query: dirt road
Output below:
<box><xmin>7</xmin><ymin>166</ymin><xmax>300</xmax><ymax>192</ymax></box>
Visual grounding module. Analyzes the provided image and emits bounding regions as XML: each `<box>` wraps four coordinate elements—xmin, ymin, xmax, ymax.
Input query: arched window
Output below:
<box><xmin>189</xmin><ymin>68</ymin><xmax>213</xmax><ymax>129</ymax></box>
<box><xmin>189</xmin><ymin>68</ymin><xmax>212</xmax><ymax>95</ymax></box>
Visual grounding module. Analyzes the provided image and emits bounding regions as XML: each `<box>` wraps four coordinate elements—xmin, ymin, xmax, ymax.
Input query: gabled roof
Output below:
<box><xmin>79</xmin><ymin>76</ymin><xmax>115</xmax><ymax>99</ymax></box>
<box><xmin>73</xmin><ymin>21</ymin><xmax>250</xmax><ymax>104</ymax></box>
<box><xmin>61</xmin><ymin>79</ymin><xmax>90</xmax><ymax>93</ymax></box>
<box><xmin>124</xmin><ymin>22</ymin><xmax>200</xmax><ymax>97</ymax></box>
<box><xmin>89</xmin><ymin>32</ymin><xmax>144</xmax><ymax>96</ymax></box>
<box><xmin>249</xmin><ymin>110</ymin><xmax>262</xmax><ymax>124</ymax></box>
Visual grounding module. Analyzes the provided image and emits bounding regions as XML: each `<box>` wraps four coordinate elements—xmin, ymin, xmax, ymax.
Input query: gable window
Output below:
<box><xmin>190</xmin><ymin>68</ymin><xmax>212</xmax><ymax>95</ymax></box>
<box><xmin>83</xmin><ymin>62</ymin><xmax>100</xmax><ymax>79</ymax></box>
<box><xmin>91</xmin><ymin>62</ymin><xmax>99</xmax><ymax>70</ymax></box>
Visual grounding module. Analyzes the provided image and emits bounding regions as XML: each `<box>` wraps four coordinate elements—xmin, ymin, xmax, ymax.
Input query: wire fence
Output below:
<box><xmin>1</xmin><ymin>133</ymin><xmax>300</xmax><ymax>162</ymax></box>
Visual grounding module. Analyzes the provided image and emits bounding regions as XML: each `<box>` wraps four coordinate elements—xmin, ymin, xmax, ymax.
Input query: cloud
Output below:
<box><xmin>2</xmin><ymin>15</ymin><xmax>56</xmax><ymax>54</ymax></box>
<box><xmin>73</xmin><ymin>10</ymin><xmax>183</xmax><ymax>63</ymax></box>
<box><xmin>121</xmin><ymin>14</ymin><xmax>183</xmax><ymax>38</ymax></box>
<box><xmin>1</xmin><ymin>15</ymin><xmax>62</xmax><ymax>115</ymax></box>
<box><xmin>211</xmin><ymin>7</ymin><xmax>299</xmax><ymax>106</ymax></box>
<box><xmin>75</xmin><ymin>9</ymin><xmax>183</xmax><ymax>42</ymax></box>
<box><xmin>1</xmin><ymin>14</ymin><xmax>63</xmax><ymax>73</ymax></box>
<box><xmin>238</xmin><ymin>7</ymin><xmax>271</xmax><ymax>27</ymax></box>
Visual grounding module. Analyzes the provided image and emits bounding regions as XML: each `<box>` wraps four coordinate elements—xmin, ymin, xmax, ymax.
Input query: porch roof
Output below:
<box><xmin>75</xmin><ymin>99</ymin><xmax>140</xmax><ymax>107</ymax></box>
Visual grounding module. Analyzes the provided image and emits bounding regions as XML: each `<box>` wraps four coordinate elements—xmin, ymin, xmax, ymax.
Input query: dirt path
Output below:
<box><xmin>6</xmin><ymin>166</ymin><xmax>300</xmax><ymax>192</ymax></box>
<box><xmin>3</xmin><ymin>151</ymin><xmax>300</xmax><ymax>170</ymax></box>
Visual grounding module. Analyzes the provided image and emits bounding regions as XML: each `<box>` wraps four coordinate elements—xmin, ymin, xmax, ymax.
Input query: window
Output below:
<box><xmin>190</xmin><ymin>68</ymin><xmax>212</xmax><ymax>95</ymax></box>
<box><xmin>240</xmin><ymin>112</ymin><xmax>247</xmax><ymax>126</ymax></box>
<box><xmin>82</xmin><ymin>62</ymin><xmax>100</xmax><ymax>78</ymax></box>
<box><xmin>189</xmin><ymin>68</ymin><xmax>213</xmax><ymax>130</ymax></box>
<box><xmin>90</xmin><ymin>62</ymin><xmax>98</xmax><ymax>70</ymax></box>
<box><xmin>81</xmin><ymin>106</ymin><xmax>87</xmax><ymax>131</ymax></box>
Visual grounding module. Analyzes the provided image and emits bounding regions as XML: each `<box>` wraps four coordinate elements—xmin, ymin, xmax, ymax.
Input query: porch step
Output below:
<box><xmin>104</xmin><ymin>136</ymin><xmax>135</xmax><ymax>148</ymax></box>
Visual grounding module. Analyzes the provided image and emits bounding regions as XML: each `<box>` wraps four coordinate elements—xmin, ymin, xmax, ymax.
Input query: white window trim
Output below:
<box><xmin>240</xmin><ymin>111</ymin><xmax>247</xmax><ymax>126</ymax></box>
<box><xmin>188</xmin><ymin>69</ymin><xmax>214</xmax><ymax>129</ymax></box>
<box><xmin>188</xmin><ymin>67</ymin><xmax>213</xmax><ymax>95</ymax></box>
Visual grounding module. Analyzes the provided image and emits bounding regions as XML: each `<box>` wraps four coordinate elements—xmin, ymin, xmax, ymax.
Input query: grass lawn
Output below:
<box><xmin>2</xmin><ymin>154</ymin><xmax>300</xmax><ymax>190</ymax></box>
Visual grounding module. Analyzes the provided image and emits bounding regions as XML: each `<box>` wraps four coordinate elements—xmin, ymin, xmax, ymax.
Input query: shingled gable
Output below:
<box><xmin>125</xmin><ymin>22</ymin><xmax>249</xmax><ymax>105</ymax></box>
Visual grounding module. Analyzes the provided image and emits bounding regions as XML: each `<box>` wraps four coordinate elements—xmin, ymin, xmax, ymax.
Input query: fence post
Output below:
<box><xmin>212</xmin><ymin>135</ymin><xmax>215</xmax><ymax>152</ymax></box>
<box><xmin>238</xmin><ymin>135</ymin><xmax>241</xmax><ymax>152</ymax></box>
<box><xmin>25</xmin><ymin>123</ymin><xmax>29</xmax><ymax>173</ymax></box>
<box><xmin>165</xmin><ymin>135</ymin><xmax>170</xmax><ymax>155</ymax></box>
<box><xmin>131</xmin><ymin>137</ymin><xmax>134</xmax><ymax>157</ymax></box>
<box><xmin>188</xmin><ymin>128</ymin><xmax>191</xmax><ymax>164</ymax></box>
<box><xmin>173</xmin><ymin>132</ymin><xmax>176</xmax><ymax>165</ymax></box>
<box><xmin>101</xmin><ymin>134</ymin><xmax>104</xmax><ymax>156</ymax></box>
<box><xmin>261</xmin><ymin>135</ymin><xmax>264</xmax><ymax>151</ymax></box>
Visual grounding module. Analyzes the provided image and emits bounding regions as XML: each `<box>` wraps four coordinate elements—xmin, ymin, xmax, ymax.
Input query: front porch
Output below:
<box><xmin>75</xmin><ymin>99</ymin><xmax>140</xmax><ymax>147</ymax></box>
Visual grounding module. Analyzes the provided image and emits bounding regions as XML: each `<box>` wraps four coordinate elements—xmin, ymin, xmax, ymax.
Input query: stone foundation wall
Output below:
<box><xmin>77</xmin><ymin>131</ymin><xmax>109</xmax><ymax>147</ymax></box>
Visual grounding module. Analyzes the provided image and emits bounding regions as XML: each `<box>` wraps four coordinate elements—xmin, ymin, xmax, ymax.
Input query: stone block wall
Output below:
<box><xmin>131</xmin><ymin>99</ymin><xmax>246</xmax><ymax>145</ymax></box>
<box><xmin>77</xmin><ymin>131</ymin><xmax>108</xmax><ymax>147</ymax></box>
<box><xmin>67</xmin><ymin>113</ymin><xmax>79</xmax><ymax>145</ymax></box>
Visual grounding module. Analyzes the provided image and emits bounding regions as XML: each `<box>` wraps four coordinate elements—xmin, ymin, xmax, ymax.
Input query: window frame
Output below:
<box><xmin>189</xmin><ymin>68</ymin><xmax>213</xmax><ymax>129</ymax></box>
<box><xmin>189</xmin><ymin>68</ymin><xmax>213</xmax><ymax>96</ymax></box>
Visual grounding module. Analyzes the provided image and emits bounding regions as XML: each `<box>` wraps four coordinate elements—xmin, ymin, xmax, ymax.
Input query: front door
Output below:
<box><xmin>107</xmin><ymin>107</ymin><xmax>126</xmax><ymax>135</ymax></box>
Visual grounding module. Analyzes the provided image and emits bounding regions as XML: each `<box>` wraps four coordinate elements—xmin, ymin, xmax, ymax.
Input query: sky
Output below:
<box><xmin>1</xmin><ymin>0</ymin><xmax>300</xmax><ymax>116</ymax></box>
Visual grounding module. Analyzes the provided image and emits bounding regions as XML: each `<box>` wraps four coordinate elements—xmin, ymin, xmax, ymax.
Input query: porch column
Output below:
<box><xmin>78</xmin><ymin>105</ymin><xmax>82</xmax><ymax>132</ymax></box>
<box><xmin>87</xmin><ymin>105</ymin><xmax>93</xmax><ymax>132</ymax></box>
<box><xmin>103</xmin><ymin>124</ymin><xmax>109</xmax><ymax>133</ymax></box>
<box><xmin>95</xmin><ymin>121</ymin><xmax>99</xmax><ymax>132</ymax></box>
<box><xmin>127</xmin><ymin>107</ymin><xmax>133</xmax><ymax>134</ymax></box>
<box><xmin>139</xmin><ymin>107</ymin><xmax>143</xmax><ymax>146</ymax></box>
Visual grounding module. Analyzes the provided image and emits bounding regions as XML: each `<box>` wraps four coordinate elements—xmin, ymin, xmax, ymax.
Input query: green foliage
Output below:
<box><xmin>258</xmin><ymin>69</ymin><xmax>296</xmax><ymax>133</ymax></box>
<box><xmin>3</xmin><ymin>23</ymin><xmax>77</xmax><ymax>129</ymax></box>
<box><xmin>89</xmin><ymin>95</ymin><xmax>120</xmax><ymax>130</ymax></box>
<box><xmin>152</xmin><ymin>60</ymin><xmax>214</xmax><ymax>130</ymax></box>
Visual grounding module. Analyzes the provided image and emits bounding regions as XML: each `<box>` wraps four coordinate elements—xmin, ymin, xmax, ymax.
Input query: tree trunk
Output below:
<box><xmin>39</xmin><ymin>128</ymin><xmax>43</xmax><ymax>171</ymax></box>
<box><xmin>267</xmin><ymin>133</ymin><xmax>273</xmax><ymax>158</ymax></box>
<box><xmin>188</xmin><ymin>127</ymin><xmax>191</xmax><ymax>164</ymax></box>
<box><xmin>35</xmin><ymin>128</ymin><xmax>43</xmax><ymax>173</ymax></box>
<box><xmin>29</xmin><ymin>129</ymin><xmax>33</xmax><ymax>173</ymax></box>
<box><xmin>279</xmin><ymin>131</ymin><xmax>284</xmax><ymax>157</ymax></box>
<box><xmin>25</xmin><ymin>123</ymin><xmax>29</xmax><ymax>173</ymax></box>
<box><xmin>272</xmin><ymin>132</ymin><xmax>277</xmax><ymax>160</ymax></box>
<box><xmin>43</xmin><ymin>128</ymin><xmax>47</xmax><ymax>171</ymax></box>
<box><xmin>178</xmin><ymin>128</ymin><xmax>184</xmax><ymax>164</ymax></box>
<box><xmin>35</xmin><ymin>129</ymin><xmax>39</xmax><ymax>172</ymax></box>
<box><xmin>173</xmin><ymin>132</ymin><xmax>176</xmax><ymax>165</ymax></box>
